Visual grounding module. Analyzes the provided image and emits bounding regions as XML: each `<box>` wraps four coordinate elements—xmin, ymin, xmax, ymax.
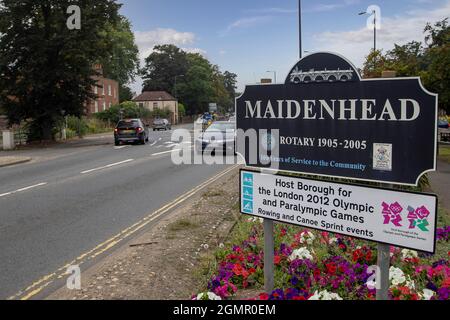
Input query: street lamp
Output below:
<box><xmin>359</xmin><ymin>10</ymin><xmax>377</xmax><ymax>52</ymax></box>
<box><xmin>266</xmin><ymin>71</ymin><xmax>277</xmax><ymax>84</ymax></box>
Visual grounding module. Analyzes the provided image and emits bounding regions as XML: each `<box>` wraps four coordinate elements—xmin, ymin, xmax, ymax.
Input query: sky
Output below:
<box><xmin>119</xmin><ymin>0</ymin><xmax>450</xmax><ymax>93</ymax></box>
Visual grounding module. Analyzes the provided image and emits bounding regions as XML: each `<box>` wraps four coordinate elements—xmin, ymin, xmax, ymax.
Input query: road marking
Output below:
<box><xmin>0</xmin><ymin>183</ymin><xmax>48</xmax><ymax>198</ymax></box>
<box><xmin>80</xmin><ymin>159</ymin><xmax>134</xmax><ymax>174</ymax></box>
<box><xmin>149</xmin><ymin>141</ymin><xmax>157</xmax><ymax>146</ymax></box>
<box><xmin>151</xmin><ymin>149</ymin><xmax>182</xmax><ymax>156</ymax></box>
<box><xmin>114</xmin><ymin>146</ymin><xmax>129</xmax><ymax>150</ymax></box>
<box><xmin>9</xmin><ymin>164</ymin><xmax>239</xmax><ymax>300</ymax></box>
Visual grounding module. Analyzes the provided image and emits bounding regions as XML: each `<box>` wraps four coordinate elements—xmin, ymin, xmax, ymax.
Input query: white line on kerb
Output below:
<box><xmin>81</xmin><ymin>159</ymin><xmax>134</xmax><ymax>174</ymax></box>
<box><xmin>0</xmin><ymin>182</ymin><xmax>48</xmax><ymax>198</ymax></box>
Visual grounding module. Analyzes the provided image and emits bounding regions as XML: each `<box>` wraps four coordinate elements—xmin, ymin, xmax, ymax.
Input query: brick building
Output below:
<box><xmin>86</xmin><ymin>65</ymin><xmax>119</xmax><ymax>114</ymax></box>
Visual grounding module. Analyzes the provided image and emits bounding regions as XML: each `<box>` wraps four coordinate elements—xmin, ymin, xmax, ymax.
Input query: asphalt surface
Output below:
<box><xmin>0</xmin><ymin>123</ymin><xmax>234</xmax><ymax>299</ymax></box>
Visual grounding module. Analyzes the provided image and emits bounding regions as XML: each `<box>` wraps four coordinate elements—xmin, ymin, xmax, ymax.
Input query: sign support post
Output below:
<box><xmin>264</xmin><ymin>219</ymin><xmax>275</xmax><ymax>294</ymax></box>
<box><xmin>376</xmin><ymin>243</ymin><xmax>390</xmax><ymax>300</ymax></box>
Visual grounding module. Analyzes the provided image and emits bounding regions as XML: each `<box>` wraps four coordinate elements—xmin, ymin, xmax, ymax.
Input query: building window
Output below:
<box><xmin>94</xmin><ymin>101</ymin><xmax>99</xmax><ymax>113</ymax></box>
<box><xmin>153</xmin><ymin>102</ymin><xmax>158</xmax><ymax>109</ymax></box>
<box><xmin>103</xmin><ymin>101</ymin><xmax>106</xmax><ymax>111</ymax></box>
<box><xmin>108</xmin><ymin>85</ymin><xmax>112</xmax><ymax>96</ymax></box>
<box><xmin>139</xmin><ymin>103</ymin><xmax>144</xmax><ymax>108</ymax></box>
<box><xmin>109</xmin><ymin>102</ymin><xmax>112</xmax><ymax>109</ymax></box>
<box><xmin>94</xmin><ymin>85</ymin><xmax>98</xmax><ymax>95</ymax></box>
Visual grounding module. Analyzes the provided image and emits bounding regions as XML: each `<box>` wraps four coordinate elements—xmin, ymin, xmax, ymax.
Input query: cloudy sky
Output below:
<box><xmin>119</xmin><ymin>0</ymin><xmax>450</xmax><ymax>93</ymax></box>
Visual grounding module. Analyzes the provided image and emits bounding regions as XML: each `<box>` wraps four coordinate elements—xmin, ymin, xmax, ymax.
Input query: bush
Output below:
<box><xmin>67</xmin><ymin>116</ymin><xmax>88</xmax><ymax>138</ymax></box>
<box><xmin>95</xmin><ymin>101</ymin><xmax>151</xmax><ymax>124</ymax></box>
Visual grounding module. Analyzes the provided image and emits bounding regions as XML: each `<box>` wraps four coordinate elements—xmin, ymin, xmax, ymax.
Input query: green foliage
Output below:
<box><xmin>100</xmin><ymin>16</ymin><xmax>140</xmax><ymax>85</ymax></box>
<box><xmin>141</xmin><ymin>44</ymin><xmax>189</xmax><ymax>93</ymax></box>
<box><xmin>178</xmin><ymin>103</ymin><xmax>186</xmax><ymax>117</ymax></box>
<box><xmin>141</xmin><ymin>45</ymin><xmax>237</xmax><ymax>115</ymax></box>
<box><xmin>362</xmin><ymin>18</ymin><xmax>450</xmax><ymax>112</ymax></box>
<box><xmin>119</xmin><ymin>85</ymin><xmax>135</xmax><ymax>103</ymax></box>
<box><xmin>67</xmin><ymin>116</ymin><xmax>88</xmax><ymax>138</ymax></box>
<box><xmin>95</xmin><ymin>101</ymin><xmax>151</xmax><ymax>124</ymax></box>
<box><xmin>0</xmin><ymin>1</ymin><xmax>139</xmax><ymax>141</ymax></box>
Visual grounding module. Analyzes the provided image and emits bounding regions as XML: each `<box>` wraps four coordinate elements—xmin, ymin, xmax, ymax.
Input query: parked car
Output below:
<box><xmin>196</xmin><ymin>121</ymin><xmax>236</xmax><ymax>154</ymax></box>
<box><xmin>153</xmin><ymin>118</ymin><xmax>172</xmax><ymax>131</ymax></box>
<box><xmin>114</xmin><ymin>119</ymin><xmax>149</xmax><ymax>146</ymax></box>
<box><xmin>438</xmin><ymin>118</ymin><xmax>449</xmax><ymax>129</ymax></box>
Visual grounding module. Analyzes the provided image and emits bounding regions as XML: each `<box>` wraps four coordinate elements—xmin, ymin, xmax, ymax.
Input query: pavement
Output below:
<box><xmin>0</xmin><ymin>123</ymin><xmax>237</xmax><ymax>299</ymax></box>
<box><xmin>429</xmin><ymin>158</ymin><xmax>450</xmax><ymax>213</ymax></box>
<box><xmin>0</xmin><ymin>156</ymin><xmax>32</xmax><ymax>168</ymax></box>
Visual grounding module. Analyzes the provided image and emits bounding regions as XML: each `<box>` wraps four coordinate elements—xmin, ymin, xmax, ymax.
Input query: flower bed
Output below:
<box><xmin>194</xmin><ymin>220</ymin><xmax>450</xmax><ymax>301</ymax></box>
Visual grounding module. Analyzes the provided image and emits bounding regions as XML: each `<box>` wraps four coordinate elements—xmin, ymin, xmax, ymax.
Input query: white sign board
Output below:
<box><xmin>240</xmin><ymin>170</ymin><xmax>437</xmax><ymax>253</ymax></box>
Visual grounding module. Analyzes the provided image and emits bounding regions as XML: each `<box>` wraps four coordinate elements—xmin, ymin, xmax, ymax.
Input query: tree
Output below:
<box><xmin>119</xmin><ymin>85</ymin><xmax>135</xmax><ymax>103</ymax></box>
<box><xmin>422</xmin><ymin>19</ymin><xmax>450</xmax><ymax>113</ymax></box>
<box><xmin>361</xmin><ymin>50</ymin><xmax>388</xmax><ymax>78</ymax></box>
<box><xmin>175</xmin><ymin>53</ymin><xmax>214</xmax><ymax>115</ymax></box>
<box><xmin>141</xmin><ymin>44</ymin><xmax>189</xmax><ymax>93</ymax></box>
<box><xmin>100</xmin><ymin>15</ymin><xmax>140</xmax><ymax>86</ymax></box>
<box><xmin>385</xmin><ymin>41</ymin><xmax>425</xmax><ymax>77</ymax></box>
<box><xmin>0</xmin><ymin>0</ymin><xmax>121</xmax><ymax>141</ymax></box>
<box><xmin>360</xmin><ymin>18</ymin><xmax>449</xmax><ymax>112</ymax></box>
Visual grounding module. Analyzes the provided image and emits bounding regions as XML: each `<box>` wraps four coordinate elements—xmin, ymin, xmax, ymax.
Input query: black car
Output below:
<box><xmin>114</xmin><ymin>119</ymin><xmax>149</xmax><ymax>146</ymax></box>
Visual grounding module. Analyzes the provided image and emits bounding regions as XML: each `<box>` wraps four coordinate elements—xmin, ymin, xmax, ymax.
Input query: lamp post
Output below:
<box><xmin>299</xmin><ymin>0</ymin><xmax>303</xmax><ymax>59</ymax></box>
<box><xmin>266</xmin><ymin>71</ymin><xmax>277</xmax><ymax>84</ymax></box>
<box><xmin>359</xmin><ymin>10</ymin><xmax>377</xmax><ymax>52</ymax></box>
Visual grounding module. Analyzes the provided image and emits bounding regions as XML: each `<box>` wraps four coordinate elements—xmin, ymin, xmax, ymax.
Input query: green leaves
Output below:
<box><xmin>141</xmin><ymin>45</ymin><xmax>237</xmax><ymax>115</ymax></box>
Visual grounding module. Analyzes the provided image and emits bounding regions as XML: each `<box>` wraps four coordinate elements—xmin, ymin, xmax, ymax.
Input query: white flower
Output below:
<box><xmin>299</xmin><ymin>231</ymin><xmax>315</xmax><ymax>245</ymax></box>
<box><xmin>401</xmin><ymin>249</ymin><xmax>418</xmax><ymax>260</ymax></box>
<box><xmin>389</xmin><ymin>266</ymin><xmax>406</xmax><ymax>286</ymax></box>
<box><xmin>329</xmin><ymin>237</ymin><xmax>338</xmax><ymax>245</ymax></box>
<box><xmin>289</xmin><ymin>247</ymin><xmax>313</xmax><ymax>261</ymax></box>
<box><xmin>308</xmin><ymin>290</ymin><xmax>343</xmax><ymax>301</ymax></box>
<box><xmin>196</xmin><ymin>292</ymin><xmax>222</xmax><ymax>300</ymax></box>
<box><xmin>218</xmin><ymin>243</ymin><xmax>224</xmax><ymax>249</ymax></box>
<box><xmin>420</xmin><ymin>289</ymin><xmax>435</xmax><ymax>300</ymax></box>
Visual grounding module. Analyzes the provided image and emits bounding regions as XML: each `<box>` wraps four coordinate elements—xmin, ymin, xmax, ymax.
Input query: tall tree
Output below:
<box><xmin>100</xmin><ymin>15</ymin><xmax>140</xmax><ymax>99</ymax></box>
<box><xmin>175</xmin><ymin>53</ymin><xmax>214</xmax><ymax>115</ymax></box>
<box><xmin>422</xmin><ymin>18</ymin><xmax>450</xmax><ymax>113</ymax></box>
<box><xmin>141</xmin><ymin>44</ymin><xmax>189</xmax><ymax>93</ymax></box>
<box><xmin>0</xmin><ymin>0</ymin><xmax>121</xmax><ymax>140</ymax></box>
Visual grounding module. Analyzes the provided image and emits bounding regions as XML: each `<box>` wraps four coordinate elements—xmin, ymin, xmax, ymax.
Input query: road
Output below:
<box><xmin>0</xmin><ymin>123</ymin><xmax>234</xmax><ymax>299</ymax></box>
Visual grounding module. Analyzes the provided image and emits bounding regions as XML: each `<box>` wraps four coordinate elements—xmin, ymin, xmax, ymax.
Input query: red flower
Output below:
<box><xmin>274</xmin><ymin>255</ymin><xmax>282</xmax><ymax>265</ymax></box>
<box><xmin>280</xmin><ymin>228</ymin><xmax>287</xmax><ymax>237</ymax></box>
<box><xmin>313</xmin><ymin>268</ymin><xmax>321</xmax><ymax>278</ymax></box>
<box><xmin>249</xmin><ymin>267</ymin><xmax>256</xmax><ymax>275</ymax></box>
<box><xmin>232</xmin><ymin>263</ymin><xmax>243</xmax><ymax>276</ymax></box>
<box><xmin>259</xmin><ymin>293</ymin><xmax>269</xmax><ymax>300</ymax></box>
<box><xmin>293</xmin><ymin>296</ymin><xmax>306</xmax><ymax>300</ymax></box>
<box><xmin>365</xmin><ymin>251</ymin><xmax>372</xmax><ymax>262</ymax></box>
<box><xmin>326</xmin><ymin>263</ymin><xmax>337</xmax><ymax>275</ymax></box>
<box><xmin>353</xmin><ymin>249</ymin><xmax>363</xmax><ymax>262</ymax></box>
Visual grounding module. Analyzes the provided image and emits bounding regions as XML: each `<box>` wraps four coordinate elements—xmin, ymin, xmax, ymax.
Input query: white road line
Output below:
<box><xmin>0</xmin><ymin>182</ymin><xmax>48</xmax><ymax>198</ymax></box>
<box><xmin>81</xmin><ymin>159</ymin><xmax>134</xmax><ymax>174</ymax></box>
<box><xmin>114</xmin><ymin>146</ymin><xmax>129</xmax><ymax>150</ymax></box>
<box><xmin>149</xmin><ymin>141</ymin><xmax>157</xmax><ymax>146</ymax></box>
<box><xmin>151</xmin><ymin>146</ymin><xmax>194</xmax><ymax>157</ymax></box>
<box><xmin>151</xmin><ymin>149</ymin><xmax>182</xmax><ymax>156</ymax></box>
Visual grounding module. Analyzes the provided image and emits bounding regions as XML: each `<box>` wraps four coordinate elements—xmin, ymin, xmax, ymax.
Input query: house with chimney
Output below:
<box><xmin>133</xmin><ymin>91</ymin><xmax>179</xmax><ymax>124</ymax></box>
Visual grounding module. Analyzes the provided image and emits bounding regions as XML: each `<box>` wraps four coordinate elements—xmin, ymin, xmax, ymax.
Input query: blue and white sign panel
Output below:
<box><xmin>240</xmin><ymin>170</ymin><xmax>438</xmax><ymax>253</ymax></box>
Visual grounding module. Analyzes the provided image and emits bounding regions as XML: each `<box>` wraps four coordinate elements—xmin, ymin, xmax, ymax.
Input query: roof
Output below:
<box><xmin>133</xmin><ymin>91</ymin><xmax>177</xmax><ymax>102</ymax></box>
